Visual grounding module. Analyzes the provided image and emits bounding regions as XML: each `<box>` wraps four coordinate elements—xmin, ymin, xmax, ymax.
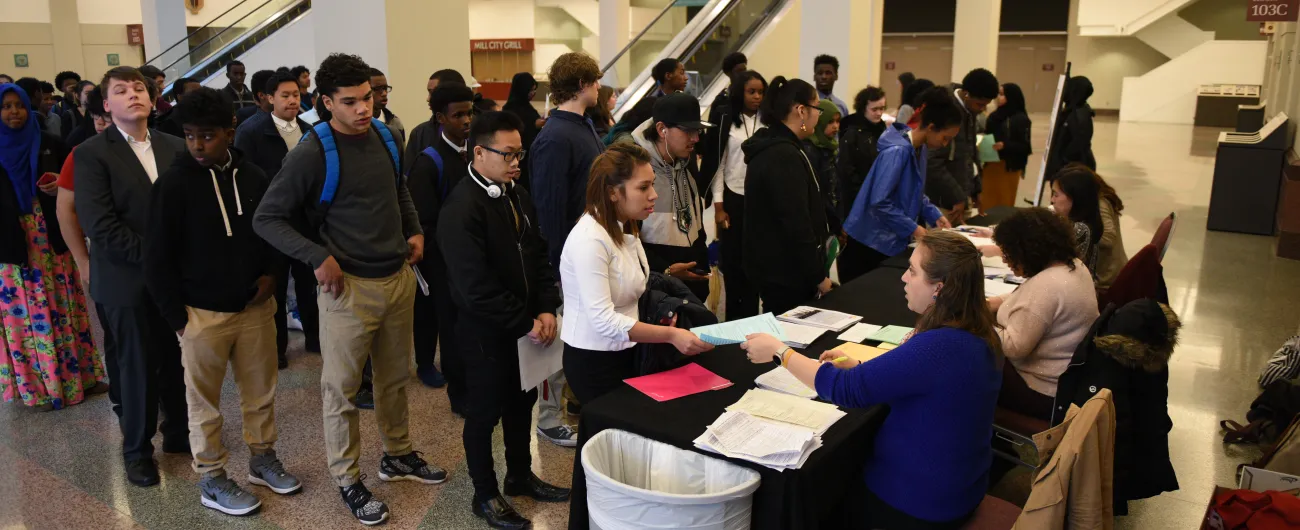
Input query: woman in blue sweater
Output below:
<box><xmin>742</xmin><ymin>230</ymin><xmax>1003</xmax><ymax>529</ymax></box>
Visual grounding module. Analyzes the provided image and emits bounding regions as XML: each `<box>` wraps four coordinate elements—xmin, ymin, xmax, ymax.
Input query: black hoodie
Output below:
<box><xmin>1046</xmin><ymin>76</ymin><xmax>1097</xmax><ymax>178</ymax></box>
<box><xmin>741</xmin><ymin>125</ymin><xmax>828</xmax><ymax>292</ymax></box>
<box><xmin>144</xmin><ymin>147</ymin><xmax>279</xmax><ymax>331</ymax></box>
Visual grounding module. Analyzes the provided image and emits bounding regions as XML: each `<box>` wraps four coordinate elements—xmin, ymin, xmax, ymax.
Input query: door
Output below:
<box><xmin>882</xmin><ymin>35</ymin><xmax>955</xmax><ymax>111</ymax></box>
<box><xmin>995</xmin><ymin>35</ymin><xmax>1068</xmax><ymax>113</ymax></box>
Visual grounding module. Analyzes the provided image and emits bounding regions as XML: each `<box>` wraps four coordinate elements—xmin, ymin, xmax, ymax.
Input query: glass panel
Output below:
<box><xmin>146</xmin><ymin>0</ymin><xmax>304</xmax><ymax>83</ymax></box>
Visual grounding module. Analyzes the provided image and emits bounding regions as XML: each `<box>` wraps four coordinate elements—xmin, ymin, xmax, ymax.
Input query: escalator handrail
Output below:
<box><xmin>159</xmin><ymin>0</ymin><xmax>287</xmax><ymax>74</ymax></box>
<box><xmin>160</xmin><ymin>0</ymin><xmax>309</xmax><ymax>97</ymax></box>
<box><xmin>143</xmin><ymin>0</ymin><xmax>256</xmax><ymax>66</ymax></box>
<box><xmin>600</xmin><ymin>0</ymin><xmax>679</xmax><ymax>75</ymax></box>
<box><xmin>612</xmin><ymin>0</ymin><xmax>738</xmax><ymax>116</ymax></box>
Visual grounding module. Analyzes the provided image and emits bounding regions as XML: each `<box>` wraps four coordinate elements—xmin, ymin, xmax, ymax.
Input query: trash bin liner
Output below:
<box><xmin>582</xmin><ymin>429</ymin><xmax>761</xmax><ymax>530</ymax></box>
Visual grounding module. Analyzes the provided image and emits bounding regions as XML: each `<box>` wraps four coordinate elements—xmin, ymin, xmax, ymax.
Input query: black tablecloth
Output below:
<box><xmin>567</xmin><ymin>268</ymin><xmax>917</xmax><ymax>530</ymax></box>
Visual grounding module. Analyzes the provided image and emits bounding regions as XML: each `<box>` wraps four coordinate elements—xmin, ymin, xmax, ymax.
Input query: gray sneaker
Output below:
<box><xmin>199</xmin><ymin>473</ymin><xmax>262</xmax><ymax>516</ymax></box>
<box><xmin>248</xmin><ymin>451</ymin><xmax>302</xmax><ymax>495</ymax></box>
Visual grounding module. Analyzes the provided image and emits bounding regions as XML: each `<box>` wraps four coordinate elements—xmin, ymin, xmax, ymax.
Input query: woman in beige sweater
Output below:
<box><xmin>988</xmin><ymin>208</ymin><xmax>1099</xmax><ymax>421</ymax></box>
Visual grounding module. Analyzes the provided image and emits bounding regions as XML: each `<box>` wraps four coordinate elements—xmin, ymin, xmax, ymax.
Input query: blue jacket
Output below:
<box><xmin>843</xmin><ymin>123</ymin><xmax>943</xmax><ymax>256</ymax></box>
<box><xmin>815</xmin><ymin>327</ymin><xmax>1001</xmax><ymax>522</ymax></box>
<box><xmin>528</xmin><ymin>109</ymin><xmax>606</xmax><ymax>269</ymax></box>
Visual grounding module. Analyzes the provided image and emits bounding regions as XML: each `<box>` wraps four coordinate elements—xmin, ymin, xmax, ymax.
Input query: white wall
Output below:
<box><xmin>469</xmin><ymin>0</ymin><xmax>536</xmax><ymax>39</ymax></box>
<box><xmin>1066</xmin><ymin>0</ymin><xmax>1169</xmax><ymax>109</ymax></box>
<box><xmin>1</xmin><ymin>0</ymin><xmax>52</xmax><ymax>23</ymax></box>
<box><xmin>201</xmin><ymin>10</ymin><xmax>315</xmax><ymax>87</ymax></box>
<box><xmin>1120</xmin><ymin>40</ymin><xmax>1266</xmax><ymax>123</ymax></box>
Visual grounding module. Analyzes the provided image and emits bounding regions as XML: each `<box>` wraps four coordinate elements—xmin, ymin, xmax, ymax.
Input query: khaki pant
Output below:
<box><xmin>319</xmin><ymin>267</ymin><xmax>416</xmax><ymax>487</ymax></box>
<box><xmin>180</xmin><ymin>297</ymin><xmax>279</xmax><ymax>476</ymax></box>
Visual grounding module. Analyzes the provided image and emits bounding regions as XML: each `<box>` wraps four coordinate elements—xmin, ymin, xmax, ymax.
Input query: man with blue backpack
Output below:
<box><xmin>253</xmin><ymin>53</ymin><xmax>446</xmax><ymax>526</ymax></box>
<box><xmin>406</xmin><ymin>82</ymin><xmax>475</xmax><ymax>413</ymax></box>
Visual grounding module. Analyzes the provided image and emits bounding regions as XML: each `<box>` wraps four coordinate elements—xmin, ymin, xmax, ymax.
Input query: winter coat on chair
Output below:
<box><xmin>1054</xmin><ymin>298</ymin><xmax>1181</xmax><ymax>515</ymax></box>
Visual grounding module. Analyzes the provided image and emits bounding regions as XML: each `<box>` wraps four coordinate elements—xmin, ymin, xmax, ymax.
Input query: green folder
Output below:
<box><xmin>977</xmin><ymin>133</ymin><xmax>1000</xmax><ymax>163</ymax></box>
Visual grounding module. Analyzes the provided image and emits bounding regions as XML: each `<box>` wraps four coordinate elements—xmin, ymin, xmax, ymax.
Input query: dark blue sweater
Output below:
<box><xmin>528</xmin><ymin>110</ymin><xmax>606</xmax><ymax>269</ymax></box>
<box><xmin>815</xmin><ymin>327</ymin><xmax>1001</xmax><ymax>522</ymax></box>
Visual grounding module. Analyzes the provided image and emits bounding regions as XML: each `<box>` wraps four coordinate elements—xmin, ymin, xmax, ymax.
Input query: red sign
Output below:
<box><xmin>126</xmin><ymin>24</ymin><xmax>144</xmax><ymax>46</ymax></box>
<box><xmin>1042</xmin><ymin>63</ymin><xmax>1055</xmax><ymax>72</ymax></box>
<box><xmin>884</xmin><ymin>61</ymin><xmax>895</xmax><ymax>71</ymax></box>
<box><xmin>1247</xmin><ymin>0</ymin><xmax>1300</xmax><ymax>21</ymax></box>
<box><xmin>470</xmin><ymin>39</ymin><xmax>535</xmax><ymax>52</ymax></box>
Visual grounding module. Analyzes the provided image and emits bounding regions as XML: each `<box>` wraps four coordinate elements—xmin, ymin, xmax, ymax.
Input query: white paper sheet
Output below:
<box><xmin>984</xmin><ymin>279</ymin><xmax>1019</xmax><ymax>298</ymax></box>
<box><xmin>727</xmin><ymin>388</ymin><xmax>845</xmax><ymax>435</ymax></box>
<box><xmin>755</xmin><ymin>366</ymin><xmax>819</xmax><ymax>399</ymax></box>
<box><xmin>411</xmin><ymin>265</ymin><xmax>430</xmax><ymax>296</ymax></box>
<box><xmin>838</xmin><ymin>323</ymin><xmax>884</xmax><ymax>343</ymax></box>
<box><xmin>518</xmin><ymin>317</ymin><xmax>563</xmax><ymax>391</ymax></box>
<box><xmin>778</xmin><ymin>321</ymin><xmax>827</xmax><ymax>348</ymax></box>
<box><xmin>707</xmin><ymin>411</ymin><xmax>813</xmax><ymax>458</ymax></box>
<box><xmin>776</xmin><ymin>306</ymin><xmax>862</xmax><ymax>331</ymax></box>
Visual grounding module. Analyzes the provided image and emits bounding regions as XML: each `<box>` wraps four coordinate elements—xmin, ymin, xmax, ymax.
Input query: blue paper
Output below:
<box><xmin>691</xmin><ymin>313</ymin><xmax>788</xmax><ymax>345</ymax></box>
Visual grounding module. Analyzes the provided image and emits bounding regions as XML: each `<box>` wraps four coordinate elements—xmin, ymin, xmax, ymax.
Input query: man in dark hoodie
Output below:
<box><xmin>143</xmin><ymin>86</ymin><xmax>301</xmax><ymax>516</ymax></box>
<box><xmin>925</xmin><ymin>68</ymin><xmax>998</xmax><ymax>225</ymax></box>
<box><xmin>1046</xmin><ymin>76</ymin><xmax>1097</xmax><ymax>179</ymax></box>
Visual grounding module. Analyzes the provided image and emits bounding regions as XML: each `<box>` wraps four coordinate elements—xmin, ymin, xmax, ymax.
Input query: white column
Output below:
<box><xmin>600</xmin><ymin>0</ymin><xmax>631</xmax><ymax>87</ymax></box>
<box><xmin>952</xmin><ymin>0</ymin><xmax>1002</xmax><ymax>81</ymax></box>
<box><xmin>49</xmin><ymin>0</ymin><xmax>87</xmax><ymax>75</ymax></box>
<box><xmin>141</xmin><ymin>0</ymin><xmax>188</xmax><ymax>77</ymax></box>
<box><xmin>799</xmin><ymin>0</ymin><xmax>884</xmax><ymax>104</ymax></box>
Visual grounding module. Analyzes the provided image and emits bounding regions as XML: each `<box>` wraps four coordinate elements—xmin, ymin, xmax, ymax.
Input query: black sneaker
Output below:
<box><xmin>340</xmin><ymin>476</ymin><xmax>389</xmax><ymax>526</ymax></box>
<box><xmin>379</xmin><ymin>451</ymin><xmax>447</xmax><ymax>484</ymax></box>
<box><xmin>354</xmin><ymin>387</ymin><xmax>374</xmax><ymax>410</ymax></box>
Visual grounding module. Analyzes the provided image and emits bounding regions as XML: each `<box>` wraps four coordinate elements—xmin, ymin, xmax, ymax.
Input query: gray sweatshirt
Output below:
<box><xmin>253</xmin><ymin>126</ymin><xmax>422</xmax><ymax>279</ymax></box>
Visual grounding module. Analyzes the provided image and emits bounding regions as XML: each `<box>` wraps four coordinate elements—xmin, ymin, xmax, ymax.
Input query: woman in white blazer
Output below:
<box><xmin>559</xmin><ymin>143</ymin><xmax>713</xmax><ymax>404</ymax></box>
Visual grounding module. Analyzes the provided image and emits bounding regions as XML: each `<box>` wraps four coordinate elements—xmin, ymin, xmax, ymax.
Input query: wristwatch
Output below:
<box><xmin>776</xmin><ymin>346</ymin><xmax>791</xmax><ymax>365</ymax></box>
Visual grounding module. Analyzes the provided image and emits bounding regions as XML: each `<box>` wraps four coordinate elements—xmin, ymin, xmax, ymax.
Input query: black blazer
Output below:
<box><xmin>74</xmin><ymin>126</ymin><xmax>186</xmax><ymax>306</ymax></box>
<box><xmin>234</xmin><ymin>110</ymin><xmax>310</xmax><ymax>180</ymax></box>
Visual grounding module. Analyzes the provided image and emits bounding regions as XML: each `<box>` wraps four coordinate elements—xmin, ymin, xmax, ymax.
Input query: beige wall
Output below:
<box><xmin>1180</xmin><ymin>0</ymin><xmax>1266</xmax><ymax>41</ymax></box>
<box><xmin>0</xmin><ymin>21</ymin><xmax>142</xmax><ymax>83</ymax></box>
<box><xmin>81</xmin><ymin>24</ymin><xmax>145</xmax><ymax>83</ymax></box>
<box><xmin>1065</xmin><ymin>0</ymin><xmax>1168</xmax><ymax>110</ymax></box>
<box><xmin>384</xmin><ymin>0</ymin><xmax>469</xmax><ymax>126</ymax></box>
<box><xmin>746</xmin><ymin>0</ymin><xmax>801</xmax><ymax>81</ymax></box>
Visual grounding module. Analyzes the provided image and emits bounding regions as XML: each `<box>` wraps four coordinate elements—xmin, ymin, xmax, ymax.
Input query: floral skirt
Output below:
<box><xmin>0</xmin><ymin>201</ymin><xmax>103</xmax><ymax>408</ymax></box>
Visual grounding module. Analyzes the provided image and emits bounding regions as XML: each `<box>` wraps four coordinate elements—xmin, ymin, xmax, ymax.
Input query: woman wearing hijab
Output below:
<box><xmin>503</xmin><ymin>72</ymin><xmax>544</xmax><ymax>188</ymax></box>
<box><xmin>1045</xmin><ymin>76</ymin><xmax>1097</xmax><ymax>178</ymax></box>
<box><xmin>803</xmin><ymin>99</ymin><xmax>842</xmax><ymax>232</ymax></box>
<box><xmin>0</xmin><ymin>83</ymin><xmax>103</xmax><ymax>411</ymax></box>
<box><xmin>982</xmin><ymin>83</ymin><xmax>1032</xmax><ymax>209</ymax></box>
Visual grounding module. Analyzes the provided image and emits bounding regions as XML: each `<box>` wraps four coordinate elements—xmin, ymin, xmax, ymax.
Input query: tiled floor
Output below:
<box><xmin>4</xmin><ymin>115</ymin><xmax>1298</xmax><ymax>529</ymax></box>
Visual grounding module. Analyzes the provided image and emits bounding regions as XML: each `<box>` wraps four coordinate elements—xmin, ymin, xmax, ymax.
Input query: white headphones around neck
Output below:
<box><xmin>468</xmin><ymin>163</ymin><xmax>503</xmax><ymax>198</ymax></box>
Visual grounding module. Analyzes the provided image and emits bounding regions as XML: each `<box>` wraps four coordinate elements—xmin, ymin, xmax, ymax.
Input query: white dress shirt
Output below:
<box><xmin>560</xmin><ymin>214</ymin><xmax>649</xmax><ymax>351</ymax></box>
<box><xmin>711</xmin><ymin>113</ymin><xmax>760</xmax><ymax>200</ymax></box>
<box><xmin>121</xmin><ymin>127</ymin><xmax>159</xmax><ymax>183</ymax></box>
<box><xmin>272</xmin><ymin>112</ymin><xmax>301</xmax><ymax>152</ymax></box>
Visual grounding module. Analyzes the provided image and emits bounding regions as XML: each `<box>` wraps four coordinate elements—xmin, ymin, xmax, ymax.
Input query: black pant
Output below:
<box><xmin>96</xmin><ymin>302</ymin><xmax>122</xmax><ymax>419</ymax></box>
<box><xmin>100</xmin><ymin>300</ymin><xmax>188</xmax><ymax>461</ymax></box>
<box><xmin>563</xmin><ymin>343</ymin><xmax>635</xmax><ymax>405</ymax></box>
<box><xmin>997</xmin><ymin>363</ymin><xmax>1055</xmax><ymax>422</ymax></box>
<box><xmin>460</xmin><ymin>328</ymin><xmax>537</xmax><ymax>501</ymax></box>
<box><xmin>758</xmin><ymin>283</ymin><xmax>817</xmax><ymax>316</ymax></box>
<box><xmin>837</xmin><ymin>237</ymin><xmax>891</xmax><ymax>284</ymax></box>
<box><xmin>838</xmin><ymin>478</ymin><xmax>973</xmax><ymax>530</ymax></box>
<box><xmin>720</xmin><ymin>189</ymin><xmax>758</xmax><ymax>320</ymax></box>
<box><xmin>413</xmin><ymin>266</ymin><xmax>466</xmax><ymax>408</ymax></box>
<box><xmin>274</xmin><ymin>258</ymin><xmax>319</xmax><ymax>355</ymax></box>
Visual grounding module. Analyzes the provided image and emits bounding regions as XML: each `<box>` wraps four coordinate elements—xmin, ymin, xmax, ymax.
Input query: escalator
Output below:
<box><xmin>143</xmin><ymin>0</ymin><xmax>311</xmax><ymax>97</ymax></box>
<box><xmin>605</xmin><ymin>0</ymin><xmax>794</xmax><ymax>119</ymax></box>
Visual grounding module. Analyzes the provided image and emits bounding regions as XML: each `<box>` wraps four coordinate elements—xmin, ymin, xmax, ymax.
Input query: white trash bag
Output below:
<box><xmin>582</xmin><ymin>429</ymin><xmax>761</xmax><ymax>530</ymax></box>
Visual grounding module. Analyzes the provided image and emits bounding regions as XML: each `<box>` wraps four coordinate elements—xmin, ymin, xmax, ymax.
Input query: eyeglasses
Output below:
<box><xmin>481</xmin><ymin>145</ymin><xmax>527</xmax><ymax>163</ymax></box>
<box><xmin>804</xmin><ymin>104</ymin><xmax>824</xmax><ymax>117</ymax></box>
<box><xmin>374</xmin><ymin>85</ymin><xmax>393</xmax><ymax>93</ymax></box>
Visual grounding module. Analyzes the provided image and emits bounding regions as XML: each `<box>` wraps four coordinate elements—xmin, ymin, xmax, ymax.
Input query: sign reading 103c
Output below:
<box><xmin>1248</xmin><ymin>0</ymin><xmax>1300</xmax><ymax>22</ymax></box>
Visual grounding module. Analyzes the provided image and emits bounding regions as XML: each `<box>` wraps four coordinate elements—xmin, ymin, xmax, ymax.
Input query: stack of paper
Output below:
<box><xmin>982</xmin><ymin>255</ymin><xmax>1011</xmax><ymax>274</ymax></box>
<box><xmin>690</xmin><ymin>313</ymin><xmax>787</xmax><ymax>346</ymax></box>
<box><xmin>778</xmin><ymin>321</ymin><xmax>827</xmax><ymax>348</ymax></box>
<box><xmin>693</xmin><ymin>411</ymin><xmax>823</xmax><ymax>470</ymax></box>
<box><xmin>776</xmin><ymin>306</ymin><xmax>862</xmax><ymax>331</ymax></box>
<box><xmin>726</xmin><ymin>388</ymin><xmax>845</xmax><ymax>436</ymax></box>
<box><xmin>984</xmin><ymin>278</ymin><xmax>1018</xmax><ymax>298</ymax></box>
<box><xmin>838</xmin><ymin>322</ymin><xmax>883</xmax><ymax>343</ymax></box>
<box><xmin>755</xmin><ymin>366</ymin><xmax>818</xmax><ymax>399</ymax></box>
<box><xmin>866</xmin><ymin>325</ymin><xmax>914</xmax><ymax>345</ymax></box>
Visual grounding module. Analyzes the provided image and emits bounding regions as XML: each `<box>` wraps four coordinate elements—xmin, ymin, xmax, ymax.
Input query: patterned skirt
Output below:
<box><xmin>0</xmin><ymin>201</ymin><xmax>103</xmax><ymax>408</ymax></box>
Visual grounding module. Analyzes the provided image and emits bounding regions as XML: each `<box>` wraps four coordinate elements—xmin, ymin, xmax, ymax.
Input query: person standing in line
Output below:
<box><xmin>813</xmin><ymin>55</ymin><xmax>849</xmax><ymax>118</ymax></box>
<box><xmin>741</xmin><ymin>77</ymin><xmax>833</xmax><ymax>314</ymax></box>
<box><xmin>405</xmin><ymin>82</ymin><xmax>475</xmax><ymax>402</ymax></box>
<box><xmin>143</xmin><ymin>87</ymin><xmax>301</xmax><ymax>516</ymax></box>
<box><xmin>839</xmin><ymin>87</ymin><xmax>959</xmax><ymax>283</ymax></box>
<box><xmin>982</xmin><ymin>83</ymin><xmax>1032</xmax><ymax>209</ymax></box>
<box><xmin>369</xmin><ymin>68</ymin><xmax>406</xmax><ymax>151</ymax></box>
<box><xmin>62</xmin><ymin>81</ymin><xmax>102</xmax><ymax>147</ymax></box>
<box><xmin>438</xmin><ymin>111</ymin><xmax>570</xmax><ymax>530</ymax></box>
<box><xmin>37</xmin><ymin>81</ymin><xmax>62</xmax><ymax>136</ymax></box>
<box><xmin>502</xmin><ymin>72</ymin><xmax>543</xmax><ymax>190</ymax></box>
<box><xmin>55</xmin><ymin>73</ymin><xmax>85</xmax><ymax>137</ymax></box>
<box><xmin>837</xmin><ymin>86</ymin><xmax>888</xmax><ymax>220</ymax></box>
<box><xmin>897</xmin><ymin>78</ymin><xmax>935</xmax><ymax>128</ymax></box>
<box><xmin>0</xmin><ymin>82</ymin><xmax>105</xmax><ymax>411</ymax></box>
<box><xmin>403</xmin><ymin>69</ymin><xmax>467</xmax><ymax>174</ymax></box>
<box><xmin>803</xmin><ymin>99</ymin><xmax>842</xmax><ymax>232</ymax></box>
<box><xmin>704</xmin><ymin>70</ymin><xmax>765</xmax><ymax>319</ymax></box>
<box><xmin>55</xmin><ymin>86</ymin><xmax>111</xmax><ymax>286</ymax></box>
<box><xmin>235</xmin><ymin>69</ymin><xmax>274</xmax><ymax>127</ymax></box>
<box><xmin>221</xmin><ymin>61</ymin><xmax>256</xmax><ymax>114</ymax></box>
<box><xmin>630</xmin><ymin>93</ymin><xmax>713</xmax><ymax>302</ymax></box>
<box><xmin>253</xmin><ymin>53</ymin><xmax>447</xmax><ymax>525</ymax></box>
<box><xmin>649</xmin><ymin>58</ymin><xmax>687</xmax><ymax>98</ymax></box>
<box><xmin>529</xmin><ymin>52</ymin><xmax>606</xmax><ymax>448</ymax></box>
<box><xmin>154</xmin><ymin>77</ymin><xmax>204</xmax><ymax>139</ymax></box>
<box><xmin>292</xmin><ymin>65</ymin><xmax>313</xmax><ymax>112</ymax></box>
<box><xmin>235</xmin><ymin>71</ymin><xmax>317</xmax><ymax>367</ymax></box>
<box><xmin>926</xmin><ymin>68</ymin><xmax>998</xmax><ymax>226</ymax></box>
<box><xmin>137</xmin><ymin>65</ymin><xmax>171</xmax><ymax>115</ymax></box>
<box><xmin>1045</xmin><ymin>76</ymin><xmax>1098</xmax><ymax>178</ymax></box>
<box><xmin>14</xmin><ymin>79</ymin><xmax>46</xmax><ymax>131</ymax></box>
<box><xmin>74</xmin><ymin>66</ymin><xmax>190</xmax><ymax>487</ymax></box>
<box><xmin>704</xmin><ymin>52</ymin><xmax>749</xmax><ymax>130</ymax></box>
<box><xmin>589</xmin><ymin>85</ymin><xmax>616</xmax><ymax>138</ymax></box>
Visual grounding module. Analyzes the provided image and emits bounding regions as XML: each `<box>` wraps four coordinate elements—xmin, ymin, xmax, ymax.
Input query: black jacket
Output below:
<box><xmin>0</xmin><ymin>132</ymin><xmax>69</xmax><ymax>266</ymax></box>
<box><xmin>802</xmin><ymin>140</ymin><xmax>841</xmax><ymax>234</ymax></box>
<box><xmin>407</xmin><ymin>137</ymin><xmax>470</xmax><ymax>280</ymax></box>
<box><xmin>1046</xmin><ymin>77</ymin><xmax>1097</xmax><ymax>178</ymax></box>
<box><xmin>987</xmin><ymin>111</ymin><xmax>1033</xmax><ymax>173</ymax></box>
<box><xmin>742</xmin><ymin>125</ymin><xmax>828</xmax><ymax>291</ymax></box>
<box><xmin>59</xmin><ymin>107</ymin><xmax>84</xmax><ymax>142</ymax></box>
<box><xmin>926</xmin><ymin>84</ymin><xmax>980</xmax><ymax>209</ymax></box>
<box><xmin>698</xmin><ymin>94</ymin><xmax>732</xmax><ymax>205</ymax></box>
<box><xmin>1054</xmin><ymin>299</ymin><xmax>1180</xmax><ymax>515</ymax></box>
<box><xmin>144</xmin><ymin>148</ymin><xmax>278</xmax><ymax>331</ymax></box>
<box><xmin>234</xmin><ymin>110</ymin><xmax>311</xmax><ymax>180</ymax></box>
<box><xmin>437</xmin><ymin>168</ymin><xmax>560</xmax><ymax>341</ymax></box>
<box><xmin>836</xmin><ymin>113</ymin><xmax>886</xmax><ymax>217</ymax></box>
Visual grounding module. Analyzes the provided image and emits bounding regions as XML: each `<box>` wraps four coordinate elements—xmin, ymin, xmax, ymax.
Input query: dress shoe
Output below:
<box><xmin>277</xmin><ymin>353</ymin><xmax>288</xmax><ymax>370</ymax></box>
<box><xmin>503</xmin><ymin>473</ymin><xmax>570</xmax><ymax>502</ymax></box>
<box><xmin>162</xmin><ymin>437</ymin><xmax>191</xmax><ymax>454</ymax></box>
<box><xmin>125</xmin><ymin>458</ymin><xmax>160</xmax><ymax>487</ymax></box>
<box><xmin>472</xmin><ymin>495</ymin><xmax>531</xmax><ymax>529</ymax></box>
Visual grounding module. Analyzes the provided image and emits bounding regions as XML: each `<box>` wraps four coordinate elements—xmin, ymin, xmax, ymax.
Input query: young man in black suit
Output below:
<box><xmin>74</xmin><ymin>65</ymin><xmax>189</xmax><ymax>487</ymax></box>
<box><xmin>234</xmin><ymin>71</ymin><xmax>316</xmax><ymax>367</ymax></box>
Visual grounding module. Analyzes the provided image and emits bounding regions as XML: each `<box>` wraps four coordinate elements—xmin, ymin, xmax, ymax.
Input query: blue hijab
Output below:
<box><xmin>0</xmin><ymin>83</ymin><xmax>40</xmax><ymax>213</ymax></box>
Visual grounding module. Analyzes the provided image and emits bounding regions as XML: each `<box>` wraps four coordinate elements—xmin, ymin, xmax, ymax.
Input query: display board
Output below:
<box><xmin>1033</xmin><ymin>72</ymin><xmax>1068</xmax><ymax>206</ymax></box>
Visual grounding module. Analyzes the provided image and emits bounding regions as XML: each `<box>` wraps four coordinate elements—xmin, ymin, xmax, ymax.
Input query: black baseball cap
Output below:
<box><xmin>652</xmin><ymin>92</ymin><xmax>713</xmax><ymax>130</ymax></box>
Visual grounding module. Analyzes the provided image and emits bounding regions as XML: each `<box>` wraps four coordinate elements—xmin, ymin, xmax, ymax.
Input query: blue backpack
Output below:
<box><xmin>420</xmin><ymin>146</ymin><xmax>461</xmax><ymax>200</ymax></box>
<box><xmin>302</xmin><ymin>118</ymin><xmax>401</xmax><ymax>206</ymax></box>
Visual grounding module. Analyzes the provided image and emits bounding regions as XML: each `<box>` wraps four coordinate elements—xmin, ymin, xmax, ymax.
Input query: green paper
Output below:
<box><xmin>977</xmin><ymin>133</ymin><xmax>1000</xmax><ymax>163</ymax></box>
<box><xmin>867</xmin><ymin>325</ymin><xmax>913</xmax><ymax>345</ymax></box>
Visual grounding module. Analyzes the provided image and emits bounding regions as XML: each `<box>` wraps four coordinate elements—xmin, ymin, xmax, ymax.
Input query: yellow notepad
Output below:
<box><xmin>830</xmin><ymin>342</ymin><xmax>890</xmax><ymax>363</ymax></box>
